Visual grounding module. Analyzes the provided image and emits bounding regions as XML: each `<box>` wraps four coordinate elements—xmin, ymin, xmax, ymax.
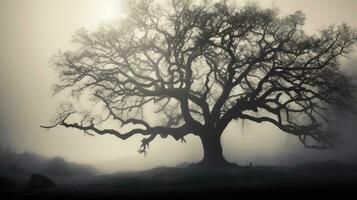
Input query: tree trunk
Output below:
<box><xmin>196</xmin><ymin>132</ymin><xmax>236</xmax><ymax>168</ymax></box>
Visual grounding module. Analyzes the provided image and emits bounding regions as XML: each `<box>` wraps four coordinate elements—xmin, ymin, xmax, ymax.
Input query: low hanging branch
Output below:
<box><xmin>41</xmin><ymin>108</ymin><xmax>194</xmax><ymax>155</ymax></box>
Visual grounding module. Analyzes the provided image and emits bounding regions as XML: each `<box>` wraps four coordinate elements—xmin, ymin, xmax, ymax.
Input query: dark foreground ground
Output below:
<box><xmin>1</xmin><ymin>160</ymin><xmax>357</xmax><ymax>199</ymax></box>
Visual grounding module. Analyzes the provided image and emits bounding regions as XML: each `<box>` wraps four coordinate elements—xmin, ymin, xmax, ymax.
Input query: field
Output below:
<box><xmin>1</xmin><ymin>160</ymin><xmax>357</xmax><ymax>199</ymax></box>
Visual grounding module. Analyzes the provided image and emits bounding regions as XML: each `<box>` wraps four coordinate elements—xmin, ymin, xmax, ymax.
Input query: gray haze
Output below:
<box><xmin>0</xmin><ymin>0</ymin><xmax>357</xmax><ymax>173</ymax></box>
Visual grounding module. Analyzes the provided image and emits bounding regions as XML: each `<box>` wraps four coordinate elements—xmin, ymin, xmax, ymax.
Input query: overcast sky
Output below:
<box><xmin>1</xmin><ymin>0</ymin><xmax>357</xmax><ymax>172</ymax></box>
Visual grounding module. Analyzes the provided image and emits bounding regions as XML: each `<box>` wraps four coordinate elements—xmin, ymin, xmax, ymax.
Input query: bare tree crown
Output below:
<box><xmin>43</xmin><ymin>0</ymin><xmax>357</xmax><ymax>154</ymax></box>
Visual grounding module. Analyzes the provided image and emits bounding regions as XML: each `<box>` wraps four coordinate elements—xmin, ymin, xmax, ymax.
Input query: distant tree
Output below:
<box><xmin>42</xmin><ymin>0</ymin><xmax>357</xmax><ymax>167</ymax></box>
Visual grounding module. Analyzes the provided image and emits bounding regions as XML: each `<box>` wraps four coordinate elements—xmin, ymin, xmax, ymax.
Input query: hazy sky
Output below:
<box><xmin>1</xmin><ymin>0</ymin><xmax>357</xmax><ymax>172</ymax></box>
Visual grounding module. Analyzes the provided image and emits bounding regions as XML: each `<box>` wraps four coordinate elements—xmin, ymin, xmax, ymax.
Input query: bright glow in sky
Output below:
<box><xmin>90</xmin><ymin>0</ymin><xmax>121</xmax><ymax>22</ymax></box>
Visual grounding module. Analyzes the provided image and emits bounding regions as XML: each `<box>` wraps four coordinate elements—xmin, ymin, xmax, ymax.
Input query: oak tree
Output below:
<box><xmin>42</xmin><ymin>0</ymin><xmax>357</xmax><ymax>167</ymax></box>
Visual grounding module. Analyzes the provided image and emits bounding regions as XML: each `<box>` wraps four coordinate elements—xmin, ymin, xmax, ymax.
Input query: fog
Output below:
<box><xmin>0</xmin><ymin>0</ymin><xmax>357</xmax><ymax>173</ymax></box>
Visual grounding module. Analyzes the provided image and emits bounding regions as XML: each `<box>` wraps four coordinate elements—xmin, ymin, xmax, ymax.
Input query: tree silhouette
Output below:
<box><xmin>42</xmin><ymin>0</ymin><xmax>357</xmax><ymax>167</ymax></box>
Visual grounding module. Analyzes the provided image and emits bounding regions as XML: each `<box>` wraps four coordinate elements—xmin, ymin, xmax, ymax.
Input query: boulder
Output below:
<box><xmin>24</xmin><ymin>173</ymin><xmax>56</xmax><ymax>192</ymax></box>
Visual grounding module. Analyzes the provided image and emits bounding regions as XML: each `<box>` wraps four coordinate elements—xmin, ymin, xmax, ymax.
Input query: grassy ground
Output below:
<box><xmin>1</xmin><ymin>160</ymin><xmax>357</xmax><ymax>199</ymax></box>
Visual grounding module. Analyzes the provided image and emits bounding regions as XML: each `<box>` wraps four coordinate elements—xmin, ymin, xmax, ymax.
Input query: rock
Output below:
<box><xmin>24</xmin><ymin>173</ymin><xmax>56</xmax><ymax>192</ymax></box>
